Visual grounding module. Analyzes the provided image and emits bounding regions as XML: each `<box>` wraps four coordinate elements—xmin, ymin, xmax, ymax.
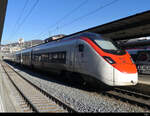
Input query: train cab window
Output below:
<box><xmin>94</xmin><ymin>39</ymin><xmax>118</xmax><ymax>50</ymax></box>
<box><xmin>82</xmin><ymin>32</ymin><xmax>126</xmax><ymax>55</ymax></box>
<box><xmin>78</xmin><ymin>44</ymin><xmax>84</xmax><ymax>52</ymax></box>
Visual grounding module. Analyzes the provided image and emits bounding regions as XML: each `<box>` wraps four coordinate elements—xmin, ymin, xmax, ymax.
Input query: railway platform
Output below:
<box><xmin>0</xmin><ymin>63</ymin><xmax>20</xmax><ymax>112</ymax></box>
<box><xmin>0</xmin><ymin>95</ymin><xmax>4</xmax><ymax>112</ymax></box>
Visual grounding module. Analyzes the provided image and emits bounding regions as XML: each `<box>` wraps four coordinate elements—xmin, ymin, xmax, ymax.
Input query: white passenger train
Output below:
<box><xmin>8</xmin><ymin>32</ymin><xmax>138</xmax><ymax>86</ymax></box>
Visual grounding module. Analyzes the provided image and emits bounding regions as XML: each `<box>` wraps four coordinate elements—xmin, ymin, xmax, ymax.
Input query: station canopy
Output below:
<box><xmin>68</xmin><ymin>10</ymin><xmax>150</xmax><ymax>41</ymax></box>
<box><xmin>0</xmin><ymin>0</ymin><xmax>8</xmax><ymax>43</ymax></box>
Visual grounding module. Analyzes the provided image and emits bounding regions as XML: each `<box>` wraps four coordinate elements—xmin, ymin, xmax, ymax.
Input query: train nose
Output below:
<box><xmin>113</xmin><ymin>66</ymin><xmax>138</xmax><ymax>86</ymax></box>
<box><xmin>113</xmin><ymin>63</ymin><xmax>137</xmax><ymax>74</ymax></box>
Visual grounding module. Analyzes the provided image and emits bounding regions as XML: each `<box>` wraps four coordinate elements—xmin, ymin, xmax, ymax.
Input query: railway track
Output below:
<box><xmin>102</xmin><ymin>87</ymin><xmax>150</xmax><ymax>110</ymax></box>
<box><xmin>1</xmin><ymin>62</ymin><xmax>77</xmax><ymax>113</ymax></box>
<box><xmin>2</xmin><ymin>61</ymin><xmax>150</xmax><ymax>112</ymax></box>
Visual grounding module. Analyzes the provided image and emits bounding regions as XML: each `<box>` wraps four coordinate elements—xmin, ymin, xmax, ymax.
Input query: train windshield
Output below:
<box><xmin>94</xmin><ymin>39</ymin><xmax>118</xmax><ymax>50</ymax></box>
<box><xmin>83</xmin><ymin>32</ymin><xmax>126</xmax><ymax>55</ymax></box>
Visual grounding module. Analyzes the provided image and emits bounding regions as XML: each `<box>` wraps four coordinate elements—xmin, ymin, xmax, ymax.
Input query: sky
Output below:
<box><xmin>1</xmin><ymin>0</ymin><xmax>150</xmax><ymax>44</ymax></box>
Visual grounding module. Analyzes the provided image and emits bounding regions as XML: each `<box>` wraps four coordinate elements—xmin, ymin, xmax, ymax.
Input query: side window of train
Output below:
<box><xmin>45</xmin><ymin>52</ymin><xmax>66</xmax><ymax>64</ymax></box>
<box><xmin>49</xmin><ymin>53</ymin><xmax>52</xmax><ymax>62</ymax></box>
<box><xmin>78</xmin><ymin>44</ymin><xmax>84</xmax><ymax>52</ymax></box>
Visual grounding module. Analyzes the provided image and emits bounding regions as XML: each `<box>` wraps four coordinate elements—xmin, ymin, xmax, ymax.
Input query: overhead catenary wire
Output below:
<box><xmin>12</xmin><ymin>0</ymin><xmax>39</xmax><ymax>40</ymax></box>
<box><xmin>8</xmin><ymin>0</ymin><xmax>29</xmax><ymax>42</ymax></box>
<box><xmin>50</xmin><ymin>0</ymin><xmax>119</xmax><ymax>35</ymax></box>
<box><xmin>32</xmin><ymin>0</ymin><xmax>89</xmax><ymax>39</ymax></box>
<box><xmin>54</xmin><ymin>0</ymin><xmax>89</xmax><ymax>26</ymax></box>
<box><xmin>10</xmin><ymin>0</ymin><xmax>119</xmax><ymax>43</ymax></box>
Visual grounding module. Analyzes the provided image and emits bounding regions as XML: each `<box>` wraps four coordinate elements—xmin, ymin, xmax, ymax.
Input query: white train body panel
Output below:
<box><xmin>75</xmin><ymin>39</ymin><xmax>114</xmax><ymax>85</ymax></box>
<box><xmin>114</xmin><ymin>68</ymin><xmax>138</xmax><ymax>85</ymax></box>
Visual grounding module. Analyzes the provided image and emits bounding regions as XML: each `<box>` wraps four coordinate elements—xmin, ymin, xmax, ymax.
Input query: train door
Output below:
<box><xmin>31</xmin><ymin>50</ymin><xmax>34</xmax><ymax>68</ymax></box>
<box><xmin>29</xmin><ymin>50</ymin><xmax>32</xmax><ymax>66</ymax></box>
<box><xmin>75</xmin><ymin>40</ymin><xmax>87</xmax><ymax>73</ymax></box>
<box><xmin>67</xmin><ymin>40</ymin><xmax>76</xmax><ymax>72</ymax></box>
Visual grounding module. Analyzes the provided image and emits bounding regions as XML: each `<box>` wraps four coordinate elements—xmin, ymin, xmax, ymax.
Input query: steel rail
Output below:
<box><xmin>1</xmin><ymin>64</ymin><xmax>38</xmax><ymax>112</ymax></box>
<box><xmin>3</xmin><ymin>62</ymin><xmax>77</xmax><ymax>113</ymax></box>
<box><xmin>103</xmin><ymin>87</ymin><xmax>150</xmax><ymax>110</ymax></box>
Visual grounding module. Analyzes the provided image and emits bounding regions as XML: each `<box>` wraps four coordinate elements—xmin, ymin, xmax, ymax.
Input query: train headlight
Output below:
<box><xmin>103</xmin><ymin>56</ymin><xmax>116</xmax><ymax>64</ymax></box>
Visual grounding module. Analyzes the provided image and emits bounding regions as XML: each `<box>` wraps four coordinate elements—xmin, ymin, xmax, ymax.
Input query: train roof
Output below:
<box><xmin>14</xmin><ymin>32</ymin><xmax>93</xmax><ymax>53</ymax></box>
<box><xmin>44</xmin><ymin>34</ymin><xmax>66</xmax><ymax>43</ymax></box>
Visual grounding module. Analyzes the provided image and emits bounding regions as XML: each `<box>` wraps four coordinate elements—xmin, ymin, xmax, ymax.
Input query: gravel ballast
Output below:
<box><xmin>8</xmin><ymin>64</ymin><xmax>150</xmax><ymax>113</ymax></box>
